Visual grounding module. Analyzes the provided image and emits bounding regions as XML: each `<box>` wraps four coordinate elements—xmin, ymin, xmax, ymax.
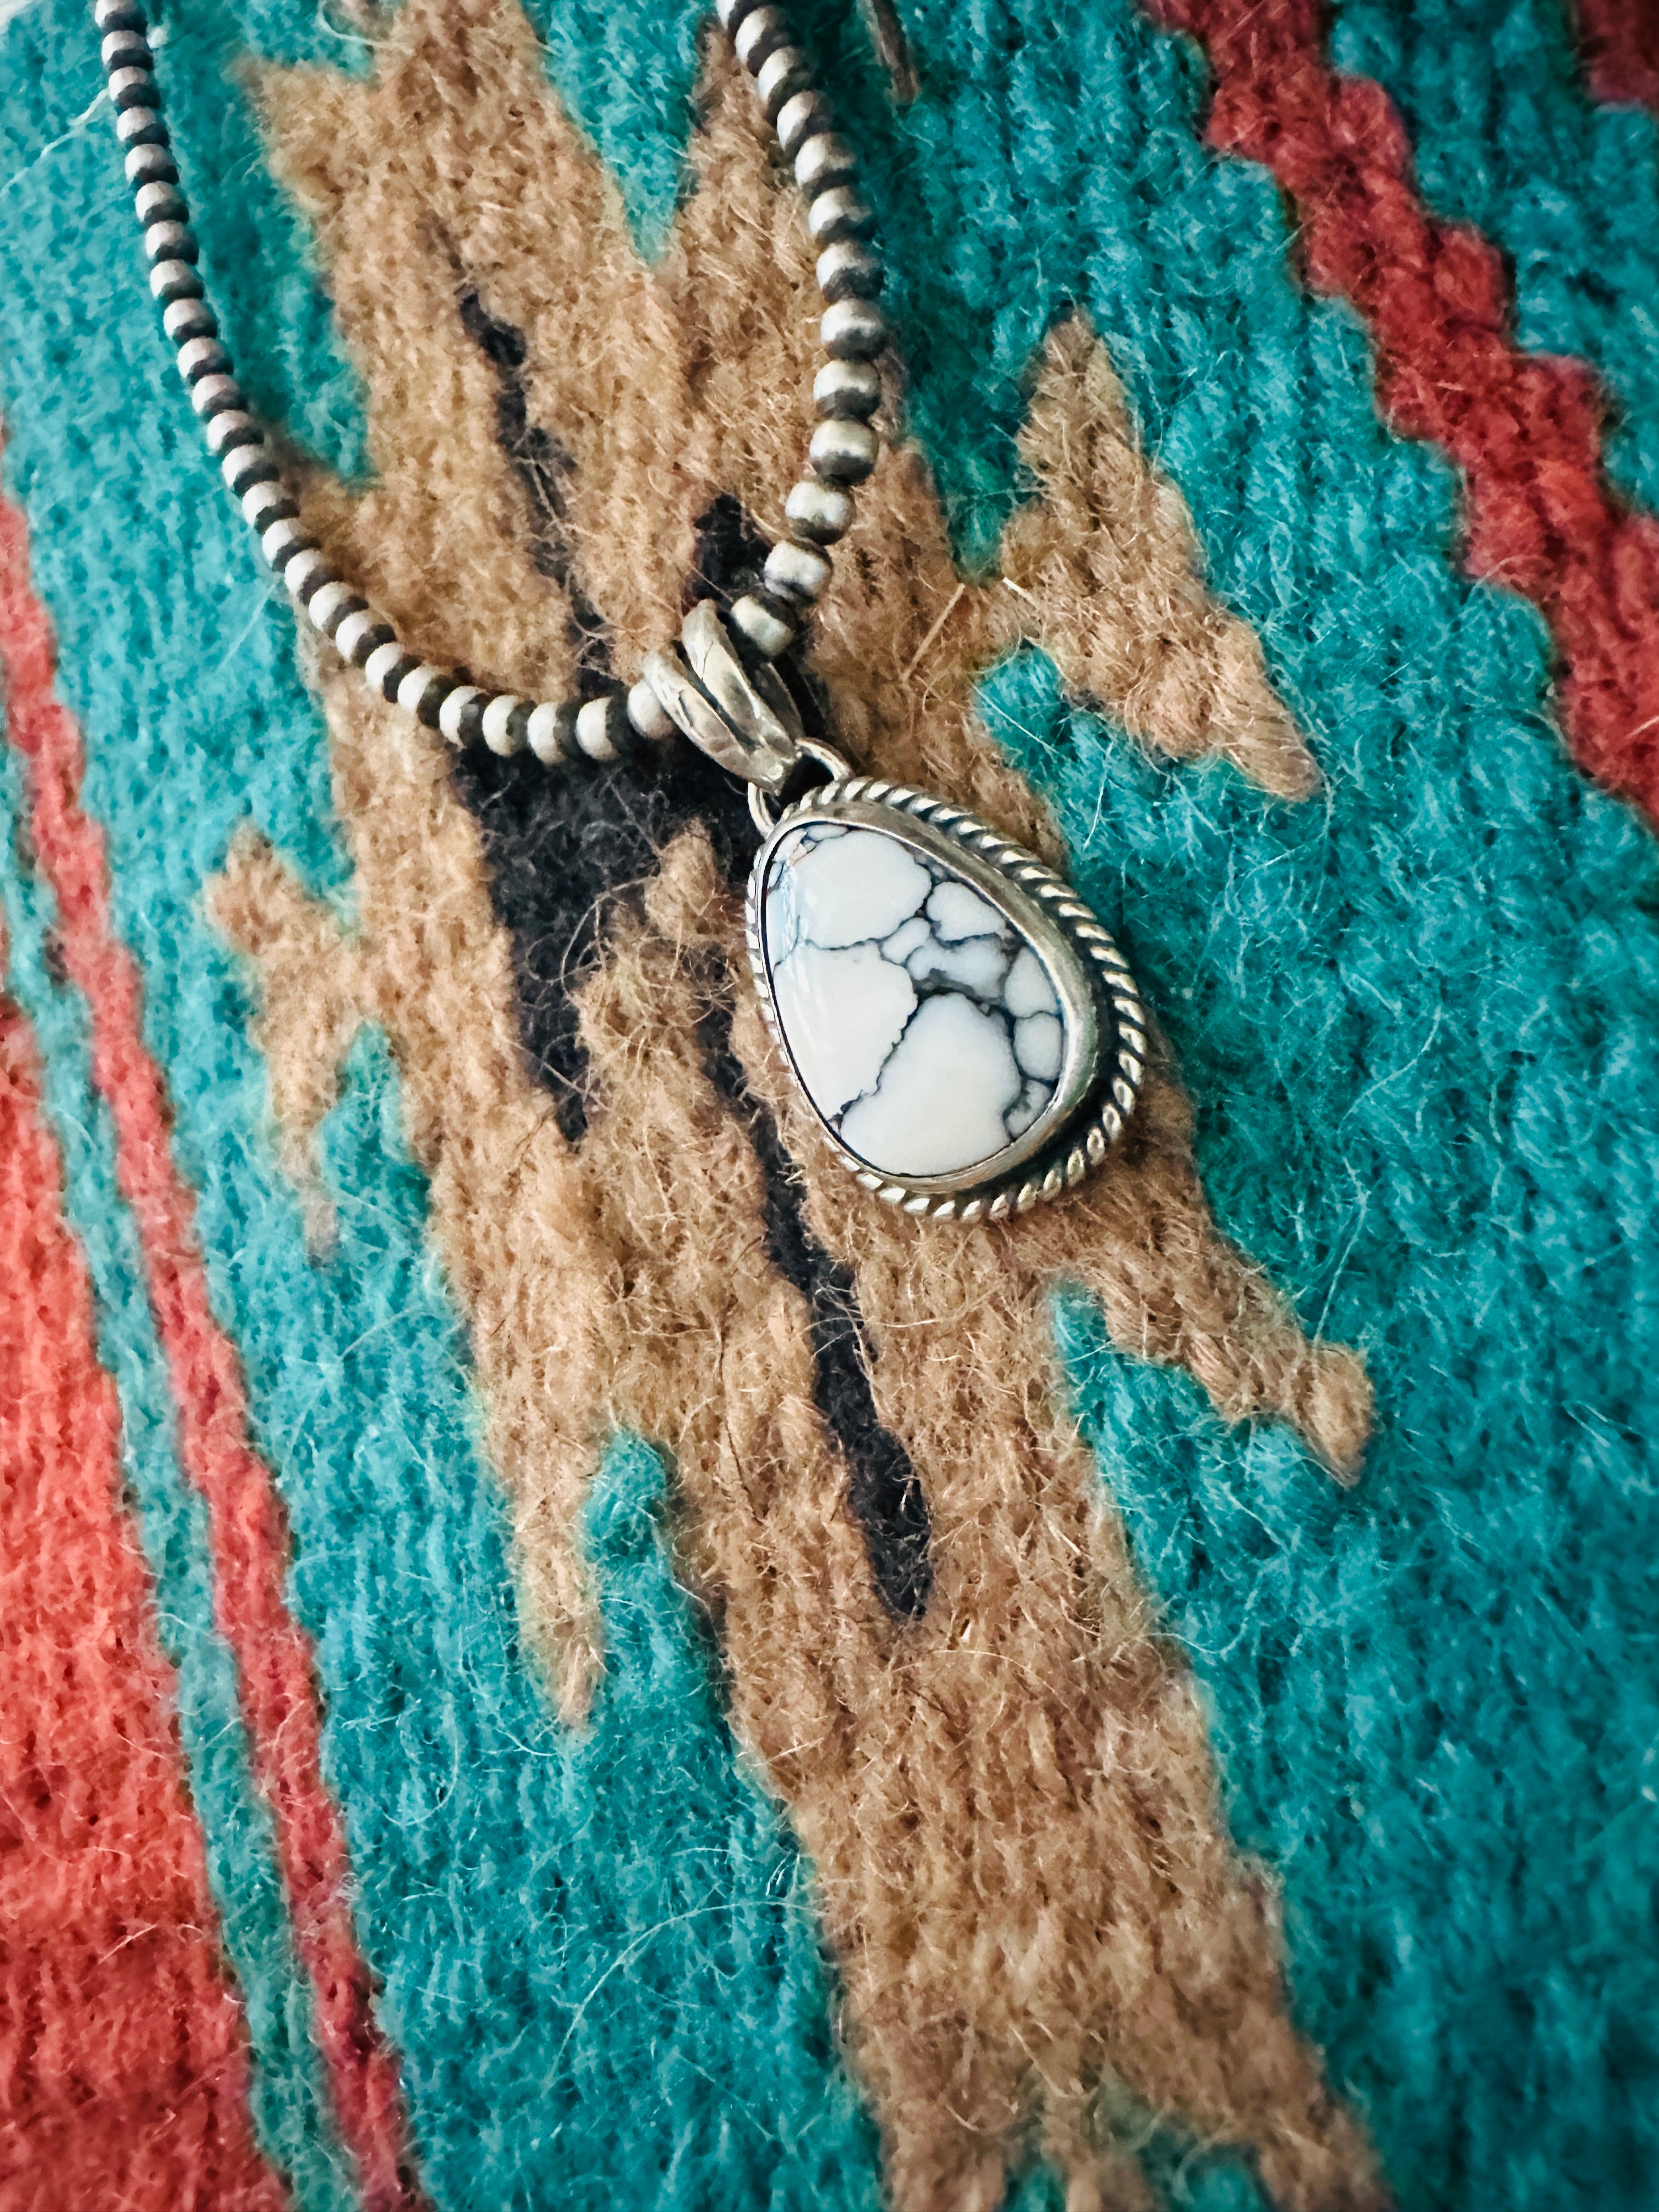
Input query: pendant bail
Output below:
<box><xmin>642</xmin><ymin>599</ymin><xmax>814</xmax><ymax>795</ymax></box>
<box><xmin>743</xmin><ymin>738</ymin><xmax>853</xmax><ymax>836</ymax></box>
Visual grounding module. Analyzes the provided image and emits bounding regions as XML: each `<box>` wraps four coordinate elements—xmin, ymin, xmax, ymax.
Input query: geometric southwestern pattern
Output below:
<box><xmin>1</xmin><ymin>3</ymin><xmax>1657</xmax><ymax>2211</ymax></box>
<box><xmin>1148</xmin><ymin>0</ymin><xmax>1659</xmax><ymax>817</ymax></box>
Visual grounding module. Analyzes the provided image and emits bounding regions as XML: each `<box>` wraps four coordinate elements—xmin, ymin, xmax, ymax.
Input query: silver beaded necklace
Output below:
<box><xmin>97</xmin><ymin>0</ymin><xmax>1148</xmax><ymax>1225</ymax></box>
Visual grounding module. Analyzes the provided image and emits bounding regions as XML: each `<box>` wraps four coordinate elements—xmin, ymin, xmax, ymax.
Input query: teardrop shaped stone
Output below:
<box><xmin>758</xmin><ymin>818</ymin><xmax>1080</xmax><ymax>1182</ymax></box>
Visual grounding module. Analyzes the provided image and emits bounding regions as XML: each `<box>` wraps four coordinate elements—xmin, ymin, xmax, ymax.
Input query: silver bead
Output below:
<box><xmin>575</xmin><ymin>696</ymin><xmax>623</xmax><ymax>763</ymax></box>
<box><xmin>147</xmin><ymin>258</ymin><xmax>198</xmax><ymax>301</ymax></box>
<box><xmin>168</xmin><ymin>308</ymin><xmax>217</xmax><ymax>349</ymax></box>
<box><xmin>362</xmin><ymin>640</ymin><xmax>404</xmax><ymax>696</ymax></box>
<box><xmin>482</xmin><ymin>693</ymin><xmax>528</xmax><ymax>755</ymax></box>
<box><xmin>438</xmin><ymin>684</ymin><xmax>483</xmax><ymax>746</ymax></box>
<box><xmin>334</xmin><ymin>607</ymin><xmax>386</xmax><ymax>663</ymax></box>
<box><xmin>239</xmin><ymin>478</ymin><xmax>289</xmax><ymax>528</ymax></box>
<box><xmin>763</xmin><ymin>539</ymin><xmax>832</xmax><ymax>606</ymax></box>
<box><xmin>527</xmin><ymin>702</ymin><xmax>566</xmax><ymax>766</ymax></box>
<box><xmin>814</xmin><ymin>357</ymin><xmax>879</xmax><ymax>419</ymax></box>
<box><xmin>775</xmin><ymin>88</ymin><xmax>831</xmax><ymax>160</ymax></box>
<box><xmin>162</xmin><ymin>296</ymin><xmax>212</xmax><ymax>342</ymax></box>
<box><xmin>784</xmin><ymin>478</ymin><xmax>853</xmax><ymax>544</ymax></box>
<box><xmin>729</xmin><ymin>592</ymin><xmax>796</xmax><ymax>659</ymax></box>
<box><xmin>397</xmin><ymin>663</ymin><xmax>443</xmax><ymax>718</ymax></box>
<box><xmin>794</xmin><ymin>132</ymin><xmax>855</xmax><ymax>196</ymax></box>
<box><xmin>116</xmin><ymin>106</ymin><xmax>162</xmax><ymax>145</ymax></box>
<box><xmin>260</xmin><ymin>515</ymin><xmax>308</xmax><ymax>566</ymax></box>
<box><xmin>733</xmin><ymin>4</ymin><xmax>788</xmax><ymax>71</ymax></box>
<box><xmin>806</xmin><ymin>186</ymin><xmax>873</xmax><ymax>247</ymax></box>
<box><xmin>627</xmin><ymin>678</ymin><xmax>676</xmax><ymax>742</ymax></box>
<box><xmin>176</xmin><ymin>335</ymin><xmax>227</xmax><ymax>381</ymax></box>
<box><xmin>308</xmin><ymin>580</ymin><xmax>359</xmax><ymax>635</ymax></box>
<box><xmin>109</xmin><ymin>65</ymin><xmax>156</xmax><ymax>105</ymax></box>
<box><xmin>715</xmin><ymin>0</ymin><xmax>768</xmax><ymax>27</ymax></box>
<box><xmin>102</xmin><ymin>29</ymin><xmax>147</xmax><ymax>65</ymax></box>
<box><xmin>221</xmin><ymin>446</ymin><xmax>270</xmax><ymax>495</ymax></box>
<box><xmin>125</xmin><ymin>143</ymin><xmax>176</xmax><ymax>185</ymax></box>
<box><xmin>756</xmin><ymin>45</ymin><xmax>811</xmax><ymax>122</ymax></box>
<box><xmin>135</xmin><ymin>180</ymin><xmax>185</xmax><ymax>224</ymax></box>
<box><xmin>285</xmin><ymin>548</ymin><xmax>331</xmax><ymax>601</ymax></box>
<box><xmin>189</xmin><ymin>373</ymin><xmax>241</xmax><ymax>417</ymax></box>
<box><xmin>821</xmin><ymin>297</ymin><xmax>887</xmax><ymax>358</ymax></box>
<box><xmin>809</xmin><ymin>418</ymin><xmax>879</xmax><ymax>483</ymax></box>
<box><xmin>143</xmin><ymin>219</ymin><xmax>192</xmax><ymax>263</ymax></box>
<box><xmin>816</xmin><ymin>238</ymin><xmax>883</xmax><ymax>303</ymax></box>
<box><xmin>95</xmin><ymin>0</ymin><xmax>141</xmax><ymax>26</ymax></box>
<box><xmin>205</xmin><ymin>411</ymin><xmax>259</xmax><ymax>455</ymax></box>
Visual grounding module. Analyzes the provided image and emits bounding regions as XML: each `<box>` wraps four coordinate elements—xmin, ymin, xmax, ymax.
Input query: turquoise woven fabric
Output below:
<box><xmin>2</xmin><ymin>1</ymin><xmax>1657</xmax><ymax>2206</ymax></box>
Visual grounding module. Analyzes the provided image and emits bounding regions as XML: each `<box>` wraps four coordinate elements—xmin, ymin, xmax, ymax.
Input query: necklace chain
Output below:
<box><xmin>94</xmin><ymin>0</ymin><xmax>888</xmax><ymax>772</ymax></box>
<box><xmin>95</xmin><ymin>0</ymin><xmax>1153</xmax><ymax>1223</ymax></box>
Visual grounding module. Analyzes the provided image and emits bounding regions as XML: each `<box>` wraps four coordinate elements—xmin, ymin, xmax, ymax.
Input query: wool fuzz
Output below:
<box><xmin>1330</xmin><ymin>0</ymin><xmax>1659</xmax><ymax>514</ymax></box>
<box><xmin>0</xmin><ymin>481</ymin><xmax>885</xmax><ymax>2210</ymax></box>
<box><xmin>982</xmin><ymin>456</ymin><xmax>1659</xmax><ymax>2209</ymax></box>
<box><xmin>201</xmin><ymin>266</ymin><xmax>1379</xmax><ymax>2212</ymax></box>
<box><xmin>2</xmin><ymin>9</ymin><xmax>897</xmax><ymax>2206</ymax></box>
<box><xmin>1</xmin><ymin>0</ymin><xmax>1658</xmax><ymax>2206</ymax></box>
<box><xmin>224</xmin><ymin>4</ymin><xmax>1379</xmax><ymax>2200</ymax></box>
<box><xmin>0</xmin><ymin>490</ymin><xmax>425</xmax><ymax>2212</ymax></box>
<box><xmin>0</xmin><ymin>978</ymin><xmax>280</xmax><ymax>2211</ymax></box>
<box><xmin>1145</xmin><ymin>0</ymin><xmax>1659</xmax><ymax>818</ymax></box>
<box><xmin>0</xmin><ymin>721</ymin><xmax>357</xmax><ymax>2210</ymax></box>
<box><xmin>259</xmin><ymin>5</ymin><xmax>1314</xmax><ymax>797</ymax></box>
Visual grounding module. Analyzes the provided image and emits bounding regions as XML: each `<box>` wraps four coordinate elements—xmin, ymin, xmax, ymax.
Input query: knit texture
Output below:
<box><xmin>1</xmin><ymin>0</ymin><xmax>1658</xmax><ymax>2208</ymax></box>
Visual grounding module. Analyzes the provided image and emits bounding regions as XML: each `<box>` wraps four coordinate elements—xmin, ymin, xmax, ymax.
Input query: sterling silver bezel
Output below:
<box><xmin>745</xmin><ymin>777</ymin><xmax>1148</xmax><ymax>1222</ymax></box>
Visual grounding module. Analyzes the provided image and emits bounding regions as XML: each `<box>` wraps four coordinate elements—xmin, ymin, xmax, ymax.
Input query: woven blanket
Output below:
<box><xmin>3</xmin><ymin>1</ymin><xmax>1659</xmax><ymax>2206</ymax></box>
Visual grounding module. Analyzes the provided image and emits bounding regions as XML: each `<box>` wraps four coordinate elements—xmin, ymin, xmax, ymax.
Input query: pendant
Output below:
<box><xmin>645</xmin><ymin>603</ymin><xmax>1147</xmax><ymax>1222</ymax></box>
<box><xmin>748</xmin><ymin>778</ymin><xmax>1143</xmax><ymax>1220</ymax></box>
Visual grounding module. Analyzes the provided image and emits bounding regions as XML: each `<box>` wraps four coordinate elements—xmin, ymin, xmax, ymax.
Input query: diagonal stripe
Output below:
<box><xmin>1328</xmin><ymin>0</ymin><xmax>1659</xmax><ymax>522</ymax></box>
<box><xmin>0</xmin><ymin>487</ymin><xmax>427</xmax><ymax>2212</ymax></box>
<box><xmin>1144</xmin><ymin>0</ymin><xmax>1659</xmax><ymax>823</ymax></box>
<box><xmin>0</xmin><ymin>692</ymin><xmax>359</xmax><ymax>2205</ymax></box>
<box><xmin>0</xmin><ymin>975</ymin><xmax>285</xmax><ymax>2212</ymax></box>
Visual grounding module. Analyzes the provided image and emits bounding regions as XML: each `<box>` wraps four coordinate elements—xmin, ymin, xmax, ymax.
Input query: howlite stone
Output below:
<box><xmin>759</xmin><ymin>819</ymin><xmax>1073</xmax><ymax>1180</ymax></box>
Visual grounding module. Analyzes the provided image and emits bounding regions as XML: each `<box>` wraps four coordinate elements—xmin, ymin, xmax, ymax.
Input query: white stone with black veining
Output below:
<box><xmin>760</xmin><ymin>821</ymin><xmax>1068</xmax><ymax>1178</ymax></box>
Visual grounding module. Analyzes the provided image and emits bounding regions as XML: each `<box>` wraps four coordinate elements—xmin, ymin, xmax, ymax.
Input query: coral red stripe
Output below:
<box><xmin>0</xmin><ymin>491</ymin><xmax>426</xmax><ymax>2212</ymax></box>
<box><xmin>1144</xmin><ymin>0</ymin><xmax>1659</xmax><ymax>821</ymax></box>
<box><xmin>0</xmin><ymin>982</ymin><xmax>285</xmax><ymax>2212</ymax></box>
<box><xmin>1577</xmin><ymin>0</ymin><xmax>1659</xmax><ymax>114</ymax></box>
